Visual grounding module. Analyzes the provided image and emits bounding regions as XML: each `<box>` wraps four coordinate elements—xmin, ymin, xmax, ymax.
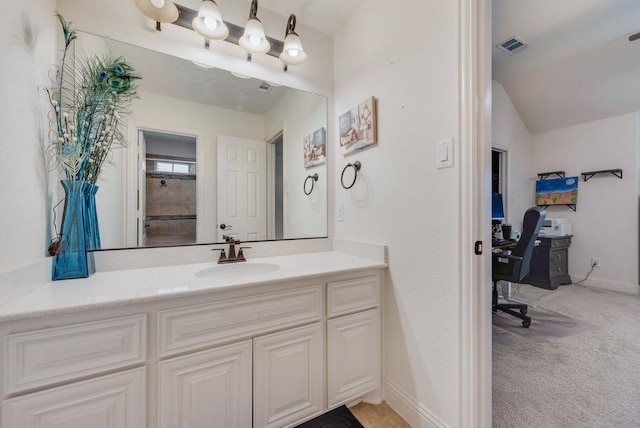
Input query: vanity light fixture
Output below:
<box><xmin>134</xmin><ymin>0</ymin><xmax>179</xmax><ymax>31</ymax></box>
<box><xmin>279</xmin><ymin>15</ymin><xmax>307</xmax><ymax>71</ymax></box>
<box><xmin>238</xmin><ymin>0</ymin><xmax>271</xmax><ymax>61</ymax></box>
<box><xmin>136</xmin><ymin>0</ymin><xmax>307</xmax><ymax>70</ymax></box>
<box><xmin>192</xmin><ymin>0</ymin><xmax>229</xmax><ymax>42</ymax></box>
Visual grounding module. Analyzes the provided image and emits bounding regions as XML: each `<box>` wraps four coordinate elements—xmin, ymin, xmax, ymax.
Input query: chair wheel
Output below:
<box><xmin>520</xmin><ymin>308</ymin><xmax>528</xmax><ymax>315</ymax></box>
<box><xmin>522</xmin><ymin>320</ymin><xmax>531</xmax><ymax>328</ymax></box>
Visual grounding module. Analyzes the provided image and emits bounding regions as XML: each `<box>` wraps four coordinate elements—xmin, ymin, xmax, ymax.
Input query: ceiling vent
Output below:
<box><xmin>496</xmin><ymin>36</ymin><xmax>529</xmax><ymax>56</ymax></box>
<box><xmin>256</xmin><ymin>81</ymin><xmax>272</xmax><ymax>93</ymax></box>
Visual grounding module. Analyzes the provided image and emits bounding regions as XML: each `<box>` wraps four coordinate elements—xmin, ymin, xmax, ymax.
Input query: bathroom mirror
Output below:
<box><xmin>71</xmin><ymin>32</ymin><xmax>328</xmax><ymax>249</ymax></box>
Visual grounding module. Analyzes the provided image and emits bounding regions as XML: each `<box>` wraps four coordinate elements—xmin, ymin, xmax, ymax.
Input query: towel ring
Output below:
<box><xmin>304</xmin><ymin>173</ymin><xmax>319</xmax><ymax>195</ymax></box>
<box><xmin>340</xmin><ymin>161</ymin><xmax>361</xmax><ymax>189</ymax></box>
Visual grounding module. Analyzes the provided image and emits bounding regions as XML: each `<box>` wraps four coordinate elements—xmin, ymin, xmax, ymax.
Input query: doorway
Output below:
<box><xmin>139</xmin><ymin>130</ymin><xmax>197</xmax><ymax>247</ymax></box>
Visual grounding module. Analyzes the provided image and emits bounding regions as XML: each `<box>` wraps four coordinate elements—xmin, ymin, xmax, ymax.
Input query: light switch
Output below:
<box><xmin>436</xmin><ymin>139</ymin><xmax>454</xmax><ymax>169</ymax></box>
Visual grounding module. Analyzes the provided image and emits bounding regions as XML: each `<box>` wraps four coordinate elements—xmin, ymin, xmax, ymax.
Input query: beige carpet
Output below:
<box><xmin>493</xmin><ymin>284</ymin><xmax>640</xmax><ymax>427</ymax></box>
<box><xmin>493</xmin><ymin>302</ymin><xmax>599</xmax><ymax>343</ymax></box>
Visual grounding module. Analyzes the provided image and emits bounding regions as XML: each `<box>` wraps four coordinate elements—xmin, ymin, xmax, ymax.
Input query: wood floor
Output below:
<box><xmin>349</xmin><ymin>402</ymin><xmax>411</xmax><ymax>428</ymax></box>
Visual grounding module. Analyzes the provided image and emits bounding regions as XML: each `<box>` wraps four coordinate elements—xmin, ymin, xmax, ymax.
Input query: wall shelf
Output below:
<box><xmin>537</xmin><ymin>171</ymin><xmax>565</xmax><ymax>180</ymax></box>
<box><xmin>536</xmin><ymin>204</ymin><xmax>576</xmax><ymax>212</ymax></box>
<box><xmin>580</xmin><ymin>169</ymin><xmax>623</xmax><ymax>182</ymax></box>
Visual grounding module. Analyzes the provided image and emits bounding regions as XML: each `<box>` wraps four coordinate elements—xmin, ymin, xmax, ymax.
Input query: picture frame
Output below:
<box><xmin>303</xmin><ymin>127</ymin><xmax>327</xmax><ymax>168</ymax></box>
<box><xmin>338</xmin><ymin>96</ymin><xmax>377</xmax><ymax>156</ymax></box>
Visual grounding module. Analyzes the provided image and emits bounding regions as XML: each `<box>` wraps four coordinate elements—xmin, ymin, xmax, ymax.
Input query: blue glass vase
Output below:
<box><xmin>52</xmin><ymin>180</ymin><xmax>96</xmax><ymax>280</ymax></box>
<box><xmin>84</xmin><ymin>183</ymin><xmax>101</xmax><ymax>251</ymax></box>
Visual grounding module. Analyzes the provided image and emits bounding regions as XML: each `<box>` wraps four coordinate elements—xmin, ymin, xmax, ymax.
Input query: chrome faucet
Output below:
<box><xmin>213</xmin><ymin>239</ymin><xmax>251</xmax><ymax>264</ymax></box>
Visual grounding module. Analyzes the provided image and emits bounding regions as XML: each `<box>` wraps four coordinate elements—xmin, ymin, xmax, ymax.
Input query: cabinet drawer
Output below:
<box><xmin>158</xmin><ymin>285</ymin><xmax>323</xmax><ymax>357</ymax></box>
<box><xmin>4</xmin><ymin>315</ymin><xmax>146</xmax><ymax>394</ymax></box>
<box><xmin>550</xmin><ymin>251</ymin><xmax>568</xmax><ymax>275</ymax></box>
<box><xmin>551</xmin><ymin>238</ymin><xmax>571</xmax><ymax>248</ymax></box>
<box><xmin>327</xmin><ymin>276</ymin><xmax>380</xmax><ymax>318</ymax></box>
<box><xmin>3</xmin><ymin>367</ymin><xmax>145</xmax><ymax>428</ymax></box>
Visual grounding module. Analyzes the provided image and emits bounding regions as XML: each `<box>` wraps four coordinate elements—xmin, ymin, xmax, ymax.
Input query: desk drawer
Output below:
<box><xmin>549</xmin><ymin>250</ymin><xmax>568</xmax><ymax>276</ymax></box>
<box><xmin>4</xmin><ymin>315</ymin><xmax>146</xmax><ymax>394</ymax></box>
<box><xmin>551</xmin><ymin>238</ymin><xmax>572</xmax><ymax>248</ymax></box>
<box><xmin>158</xmin><ymin>285</ymin><xmax>323</xmax><ymax>357</ymax></box>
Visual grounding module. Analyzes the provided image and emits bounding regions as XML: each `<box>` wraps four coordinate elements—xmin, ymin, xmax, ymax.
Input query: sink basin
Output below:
<box><xmin>194</xmin><ymin>263</ymin><xmax>280</xmax><ymax>280</ymax></box>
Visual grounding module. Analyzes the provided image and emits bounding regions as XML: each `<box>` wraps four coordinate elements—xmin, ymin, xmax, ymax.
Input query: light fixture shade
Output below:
<box><xmin>239</xmin><ymin>18</ymin><xmax>271</xmax><ymax>55</ymax></box>
<box><xmin>280</xmin><ymin>32</ymin><xmax>307</xmax><ymax>65</ymax></box>
<box><xmin>134</xmin><ymin>0</ymin><xmax>179</xmax><ymax>23</ymax></box>
<box><xmin>192</xmin><ymin>0</ymin><xmax>229</xmax><ymax>40</ymax></box>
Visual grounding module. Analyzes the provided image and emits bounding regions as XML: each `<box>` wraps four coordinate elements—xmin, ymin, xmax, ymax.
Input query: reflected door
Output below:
<box><xmin>137</xmin><ymin>130</ymin><xmax>147</xmax><ymax>246</ymax></box>
<box><xmin>217</xmin><ymin>136</ymin><xmax>267</xmax><ymax>242</ymax></box>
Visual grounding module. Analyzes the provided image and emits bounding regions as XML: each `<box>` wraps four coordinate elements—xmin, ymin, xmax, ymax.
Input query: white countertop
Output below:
<box><xmin>0</xmin><ymin>251</ymin><xmax>386</xmax><ymax>322</ymax></box>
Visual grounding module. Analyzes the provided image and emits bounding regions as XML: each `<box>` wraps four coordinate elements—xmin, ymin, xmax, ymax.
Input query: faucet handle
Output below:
<box><xmin>237</xmin><ymin>246</ymin><xmax>251</xmax><ymax>260</ymax></box>
<box><xmin>211</xmin><ymin>248</ymin><xmax>227</xmax><ymax>262</ymax></box>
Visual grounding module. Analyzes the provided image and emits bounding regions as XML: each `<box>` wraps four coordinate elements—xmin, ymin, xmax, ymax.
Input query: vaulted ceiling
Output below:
<box><xmin>493</xmin><ymin>0</ymin><xmax>640</xmax><ymax>134</ymax></box>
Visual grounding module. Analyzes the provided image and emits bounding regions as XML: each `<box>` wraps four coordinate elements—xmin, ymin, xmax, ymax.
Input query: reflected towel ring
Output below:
<box><xmin>340</xmin><ymin>161</ymin><xmax>361</xmax><ymax>189</ymax></box>
<box><xmin>304</xmin><ymin>173</ymin><xmax>319</xmax><ymax>195</ymax></box>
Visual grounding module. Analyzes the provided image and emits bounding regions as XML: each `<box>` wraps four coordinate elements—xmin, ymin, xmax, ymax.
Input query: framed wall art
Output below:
<box><xmin>338</xmin><ymin>96</ymin><xmax>377</xmax><ymax>155</ymax></box>
<box><xmin>303</xmin><ymin>127</ymin><xmax>327</xmax><ymax>168</ymax></box>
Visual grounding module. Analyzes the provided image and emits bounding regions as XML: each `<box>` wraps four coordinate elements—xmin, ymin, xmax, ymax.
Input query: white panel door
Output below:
<box><xmin>217</xmin><ymin>135</ymin><xmax>267</xmax><ymax>242</ymax></box>
<box><xmin>158</xmin><ymin>341</ymin><xmax>252</xmax><ymax>428</ymax></box>
<box><xmin>253</xmin><ymin>323</ymin><xmax>324</xmax><ymax>428</ymax></box>
<box><xmin>327</xmin><ymin>309</ymin><xmax>381</xmax><ymax>408</ymax></box>
<box><xmin>2</xmin><ymin>368</ymin><xmax>145</xmax><ymax>428</ymax></box>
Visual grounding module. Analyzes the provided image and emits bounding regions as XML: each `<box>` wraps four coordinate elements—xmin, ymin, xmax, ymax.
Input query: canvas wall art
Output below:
<box><xmin>303</xmin><ymin>127</ymin><xmax>326</xmax><ymax>168</ymax></box>
<box><xmin>535</xmin><ymin>176</ymin><xmax>579</xmax><ymax>206</ymax></box>
<box><xmin>339</xmin><ymin>96</ymin><xmax>377</xmax><ymax>155</ymax></box>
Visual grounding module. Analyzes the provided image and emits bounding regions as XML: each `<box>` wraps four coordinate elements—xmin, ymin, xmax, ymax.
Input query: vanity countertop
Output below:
<box><xmin>0</xmin><ymin>251</ymin><xmax>386</xmax><ymax>322</ymax></box>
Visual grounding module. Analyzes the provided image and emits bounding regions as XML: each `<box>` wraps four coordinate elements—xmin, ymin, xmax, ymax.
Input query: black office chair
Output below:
<box><xmin>492</xmin><ymin>207</ymin><xmax>546</xmax><ymax>328</ymax></box>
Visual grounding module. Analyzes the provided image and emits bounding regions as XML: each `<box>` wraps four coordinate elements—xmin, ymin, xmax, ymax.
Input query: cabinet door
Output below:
<box><xmin>2</xmin><ymin>368</ymin><xmax>145</xmax><ymax>428</ymax></box>
<box><xmin>253</xmin><ymin>323</ymin><xmax>324</xmax><ymax>428</ymax></box>
<box><xmin>158</xmin><ymin>341</ymin><xmax>252</xmax><ymax>428</ymax></box>
<box><xmin>327</xmin><ymin>309</ymin><xmax>381</xmax><ymax>408</ymax></box>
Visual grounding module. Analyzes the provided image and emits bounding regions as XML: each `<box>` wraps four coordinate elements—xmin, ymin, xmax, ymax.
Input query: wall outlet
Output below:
<box><xmin>591</xmin><ymin>257</ymin><xmax>601</xmax><ymax>268</ymax></box>
<box><xmin>337</xmin><ymin>203</ymin><xmax>344</xmax><ymax>222</ymax></box>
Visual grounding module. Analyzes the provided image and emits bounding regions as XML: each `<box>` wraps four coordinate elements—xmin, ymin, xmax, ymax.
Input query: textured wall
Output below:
<box><xmin>333</xmin><ymin>0</ymin><xmax>462</xmax><ymax>425</ymax></box>
<box><xmin>0</xmin><ymin>2</ymin><xmax>56</xmax><ymax>274</ymax></box>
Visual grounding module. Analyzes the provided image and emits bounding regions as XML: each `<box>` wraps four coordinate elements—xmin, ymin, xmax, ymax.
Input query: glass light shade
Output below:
<box><xmin>134</xmin><ymin>0</ymin><xmax>179</xmax><ymax>23</ymax></box>
<box><xmin>192</xmin><ymin>0</ymin><xmax>229</xmax><ymax>40</ymax></box>
<box><xmin>279</xmin><ymin>32</ymin><xmax>307</xmax><ymax>65</ymax></box>
<box><xmin>239</xmin><ymin>18</ymin><xmax>271</xmax><ymax>54</ymax></box>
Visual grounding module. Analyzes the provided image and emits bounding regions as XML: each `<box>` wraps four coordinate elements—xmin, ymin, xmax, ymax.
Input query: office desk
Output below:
<box><xmin>492</xmin><ymin>240</ymin><xmax>517</xmax><ymax>251</ymax></box>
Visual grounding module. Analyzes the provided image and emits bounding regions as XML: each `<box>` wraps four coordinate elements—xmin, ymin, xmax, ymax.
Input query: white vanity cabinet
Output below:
<box><xmin>253</xmin><ymin>323</ymin><xmax>324</xmax><ymax>428</ymax></box>
<box><xmin>0</xmin><ymin>268</ymin><xmax>383</xmax><ymax>428</ymax></box>
<box><xmin>326</xmin><ymin>276</ymin><xmax>382</xmax><ymax>408</ymax></box>
<box><xmin>2</xmin><ymin>315</ymin><xmax>147</xmax><ymax>428</ymax></box>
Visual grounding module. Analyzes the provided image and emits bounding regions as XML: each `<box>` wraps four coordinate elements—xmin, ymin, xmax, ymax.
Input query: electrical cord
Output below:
<box><xmin>572</xmin><ymin>263</ymin><xmax>596</xmax><ymax>285</ymax></box>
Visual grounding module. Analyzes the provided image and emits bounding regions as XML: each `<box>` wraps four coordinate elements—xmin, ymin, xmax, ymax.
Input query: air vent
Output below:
<box><xmin>256</xmin><ymin>82</ymin><xmax>272</xmax><ymax>93</ymax></box>
<box><xmin>496</xmin><ymin>36</ymin><xmax>529</xmax><ymax>56</ymax></box>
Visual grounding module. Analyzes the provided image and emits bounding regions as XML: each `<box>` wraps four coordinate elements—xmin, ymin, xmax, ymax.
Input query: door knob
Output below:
<box><xmin>219</xmin><ymin>223</ymin><xmax>232</xmax><ymax>230</ymax></box>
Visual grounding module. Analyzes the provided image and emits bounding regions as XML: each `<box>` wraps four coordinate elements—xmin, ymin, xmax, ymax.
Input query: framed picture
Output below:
<box><xmin>303</xmin><ymin>127</ymin><xmax>326</xmax><ymax>168</ymax></box>
<box><xmin>339</xmin><ymin>96</ymin><xmax>377</xmax><ymax>155</ymax></box>
<box><xmin>535</xmin><ymin>176</ymin><xmax>579</xmax><ymax>206</ymax></box>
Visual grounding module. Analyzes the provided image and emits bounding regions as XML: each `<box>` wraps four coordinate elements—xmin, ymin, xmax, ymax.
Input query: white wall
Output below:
<box><xmin>0</xmin><ymin>2</ymin><xmax>56</xmax><ymax>274</ymax></box>
<box><xmin>531</xmin><ymin>113</ymin><xmax>640</xmax><ymax>292</ymax></box>
<box><xmin>265</xmin><ymin>90</ymin><xmax>328</xmax><ymax>238</ymax></box>
<box><xmin>333</xmin><ymin>1</ymin><xmax>462</xmax><ymax>426</ymax></box>
<box><xmin>492</xmin><ymin>81</ymin><xmax>533</xmax><ymax>232</ymax></box>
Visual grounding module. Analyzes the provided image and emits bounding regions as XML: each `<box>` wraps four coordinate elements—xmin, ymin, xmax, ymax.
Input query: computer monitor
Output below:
<box><xmin>492</xmin><ymin>193</ymin><xmax>505</xmax><ymax>221</ymax></box>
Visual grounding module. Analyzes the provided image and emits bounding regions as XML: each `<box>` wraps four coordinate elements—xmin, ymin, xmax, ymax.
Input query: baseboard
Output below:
<box><xmin>384</xmin><ymin>379</ymin><xmax>450</xmax><ymax>428</ymax></box>
<box><xmin>572</xmin><ymin>275</ymin><xmax>640</xmax><ymax>295</ymax></box>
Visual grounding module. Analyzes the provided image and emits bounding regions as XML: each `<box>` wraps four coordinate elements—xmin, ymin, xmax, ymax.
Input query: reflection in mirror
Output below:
<box><xmin>72</xmin><ymin>32</ymin><xmax>328</xmax><ymax>249</ymax></box>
